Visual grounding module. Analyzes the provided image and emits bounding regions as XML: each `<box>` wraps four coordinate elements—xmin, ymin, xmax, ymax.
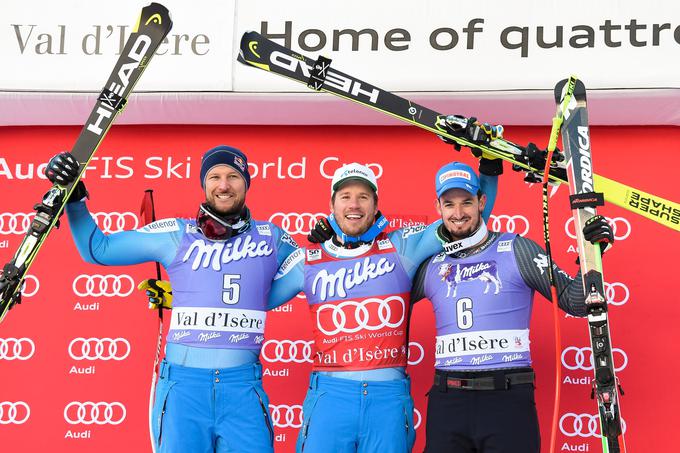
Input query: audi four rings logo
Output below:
<box><xmin>561</xmin><ymin>346</ymin><xmax>628</xmax><ymax>372</ymax></box>
<box><xmin>0</xmin><ymin>212</ymin><xmax>34</xmax><ymax>235</ymax></box>
<box><xmin>0</xmin><ymin>211</ymin><xmax>138</xmax><ymax>235</ymax></box>
<box><xmin>316</xmin><ymin>296</ymin><xmax>405</xmax><ymax>336</ymax></box>
<box><xmin>565</xmin><ymin>216</ymin><xmax>631</xmax><ymax>241</ymax></box>
<box><xmin>64</xmin><ymin>401</ymin><xmax>126</xmax><ymax>425</ymax></box>
<box><xmin>68</xmin><ymin>338</ymin><xmax>131</xmax><ymax>361</ymax></box>
<box><xmin>269</xmin><ymin>212</ymin><xmax>326</xmax><ymax>235</ymax></box>
<box><xmin>604</xmin><ymin>282</ymin><xmax>629</xmax><ymax>306</ymax></box>
<box><xmin>560</xmin><ymin>413</ymin><xmax>627</xmax><ymax>438</ymax></box>
<box><xmin>0</xmin><ymin>402</ymin><xmax>30</xmax><ymax>424</ymax></box>
<box><xmin>489</xmin><ymin>215</ymin><xmax>530</xmax><ymax>236</ymax></box>
<box><xmin>72</xmin><ymin>274</ymin><xmax>135</xmax><ymax>297</ymax></box>
<box><xmin>20</xmin><ymin>274</ymin><xmax>39</xmax><ymax>298</ymax></box>
<box><xmin>262</xmin><ymin>340</ymin><xmax>313</xmax><ymax>364</ymax></box>
<box><xmin>261</xmin><ymin>339</ymin><xmax>425</xmax><ymax>365</ymax></box>
<box><xmin>269</xmin><ymin>404</ymin><xmax>303</xmax><ymax>428</ymax></box>
<box><xmin>0</xmin><ymin>338</ymin><xmax>35</xmax><ymax>360</ymax></box>
<box><xmin>92</xmin><ymin>212</ymin><xmax>139</xmax><ymax>233</ymax></box>
<box><xmin>267</xmin><ymin>404</ymin><xmax>422</xmax><ymax>430</ymax></box>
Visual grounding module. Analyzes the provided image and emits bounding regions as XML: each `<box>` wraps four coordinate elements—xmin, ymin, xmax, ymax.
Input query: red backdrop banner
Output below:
<box><xmin>0</xmin><ymin>124</ymin><xmax>678</xmax><ymax>453</ymax></box>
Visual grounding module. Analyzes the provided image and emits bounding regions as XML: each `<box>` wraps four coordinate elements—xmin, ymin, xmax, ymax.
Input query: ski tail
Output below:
<box><xmin>557</xmin><ymin>77</ymin><xmax>626</xmax><ymax>453</ymax></box>
<box><xmin>0</xmin><ymin>3</ymin><xmax>172</xmax><ymax>324</ymax></box>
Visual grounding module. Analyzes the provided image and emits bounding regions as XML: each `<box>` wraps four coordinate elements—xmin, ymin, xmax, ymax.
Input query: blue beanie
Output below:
<box><xmin>200</xmin><ymin>145</ymin><xmax>250</xmax><ymax>189</ymax></box>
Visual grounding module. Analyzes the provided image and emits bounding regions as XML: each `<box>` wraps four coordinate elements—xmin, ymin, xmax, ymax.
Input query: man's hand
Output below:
<box><xmin>137</xmin><ymin>279</ymin><xmax>173</xmax><ymax>310</ymax></box>
<box><xmin>583</xmin><ymin>215</ymin><xmax>614</xmax><ymax>254</ymax></box>
<box><xmin>307</xmin><ymin>217</ymin><xmax>333</xmax><ymax>243</ymax></box>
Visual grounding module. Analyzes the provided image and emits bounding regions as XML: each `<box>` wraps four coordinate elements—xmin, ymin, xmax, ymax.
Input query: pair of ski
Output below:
<box><xmin>237</xmin><ymin>32</ymin><xmax>627</xmax><ymax>451</ymax></box>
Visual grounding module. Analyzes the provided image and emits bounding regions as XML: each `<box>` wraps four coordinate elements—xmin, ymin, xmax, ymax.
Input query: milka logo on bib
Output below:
<box><xmin>438</xmin><ymin>261</ymin><xmax>501</xmax><ymax>298</ymax></box>
<box><xmin>183</xmin><ymin>236</ymin><xmax>273</xmax><ymax>270</ymax></box>
<box><xmin>312</xmin><ymin>257</ymin><xmax>395</xmax><ymax>301</ymax></box>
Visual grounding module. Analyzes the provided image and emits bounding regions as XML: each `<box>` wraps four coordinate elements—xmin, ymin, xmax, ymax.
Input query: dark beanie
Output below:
<box><xmin>199</xmin><ymin>145</ymin><xmax>250</xmax><ymax>189</ymax></box>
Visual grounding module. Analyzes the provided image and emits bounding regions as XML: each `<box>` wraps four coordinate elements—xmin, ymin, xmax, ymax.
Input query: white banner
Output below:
<box><xmin>1</xmin><ymin>0</ymin><xmax>234</xmax><ymax>91</ymax></box>
<box><xmin>235</xmin><ymin>0</ymin><xmax>680</xmax><ymax>91</ymax></box>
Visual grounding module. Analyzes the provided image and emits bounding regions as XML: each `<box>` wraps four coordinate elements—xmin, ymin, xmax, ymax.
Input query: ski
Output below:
<box><xmin>556</xmin><ymin>76</ymin><xmax>626</xmax><ymax>453</ymax></box>
<box><xmin>237</xmin><ymin>31</ymin><xmax>680</xmax><ymax>232</ymax></box>
<box><xmin>0</xmin><ymin>3</ymin><xmax>173</xmax><ymax>324</ymax></box>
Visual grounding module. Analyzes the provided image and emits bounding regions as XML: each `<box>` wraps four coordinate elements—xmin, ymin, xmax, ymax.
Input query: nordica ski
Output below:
<box><xmin>237</xmin><ymin>31</ymin><xmax>680</xmax><ymax>232</ymax></box>
<box><xmin>556</xmin><ymin>77</ymin><xmax>626</xmax><ymax>453</ymax></box>
<box><xmin>0</xmin><ymin>3</ymin><xmax>173</xmax><ymax>324</ymax></box>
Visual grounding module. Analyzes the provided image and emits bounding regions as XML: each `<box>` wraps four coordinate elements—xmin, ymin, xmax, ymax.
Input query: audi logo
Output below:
<box><xmin>561</xmin><ymin>346</ymin><xmax>628</xmax><ymax>372</ymax></box>
<box><xmin>565</xmin><ymin>216</ymin><xmax>631</xmax><ymax>241</ymax></box>
<box><xmin>489</xmin><ymin>215</ymin><xmax>530</xmax><ymax>236</ymax></box>
<box><xmin>262</xmin><ymin>340</ymin><xmax>313</xmax><ymax>364</ymax></box>
<box><xmin>269</xmin><ymin>404</ymin><xmax>303</xmax><ymax>428</ymax></box>
<box><xmin>0</xmin><ymin>212</ymin><xmax>34</xmax><ymax>235</ymax></box>
<box><xmin>604</xmin><ymin>282</ymin><xmax>629</xmax><ymax>306</ymax></box>
<box><xmin>72</xmin><ymin>274</ymin><xmax>135</xmax><ymax>297</ymax></box>
<box><xmin>268</xmin><ymin>212</ymin><xmax>326</xmax><ymax>235</ymax></box>
<box><xmin>92</xmin><ymin>211</ymin><xmax>139</xmax><ymax>233</ymax></box>
<box><xmin>68</xmin><ymin>337</ymin><xmax>131</xmax><ymax>361</ymax></box>
<box><xmin>64</xmin><ymin>401</ymin><xmax>126</xmax><ymax>425</ymax></box>
<box><xmin>0</xmin><ymin>402</ymin><xmax>30</xmax><ymax>425</ymax></box>
<box><xmin>0</xmin><ymin>338</ymin><xmax>35</xmax><ymax>361</ymax></box>
<box><xmin>408</xmin><ymin>341</ymin><xmax>425</xmax><ymax>366</ymax></box>
<box><xmin>413</xmin><ymin>408</ymin><xmax>422</xmax><ymax>430</ymax></box>
<box><xmin>20</xmin><ymin>275</ymin><xmax>39</xmax><ymax>298</ymax></box>
<box><xmin>560</xmin><ymin>413</ymin><xmax>626</xmax><ymax>438</ymax></box>
<box><xmin>261</xmin><ymin>339</ymin><xmax>424</xmax><ymax>366</ymax></box>
<box><xmin>265</xmin><ymin>404</ymin><xmax>421</xmax><ymax>430</ymax></box>
<box><xmin>317</xmin><ymin>296</ymin><xmax>405</xmax><ymax>336</ymax></box>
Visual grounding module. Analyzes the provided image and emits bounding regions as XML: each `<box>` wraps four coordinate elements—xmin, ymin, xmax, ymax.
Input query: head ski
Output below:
<box><xmin>0</xmin><ymin>3</ymin><xmax>173</xmax><ymax>324</ymax></box>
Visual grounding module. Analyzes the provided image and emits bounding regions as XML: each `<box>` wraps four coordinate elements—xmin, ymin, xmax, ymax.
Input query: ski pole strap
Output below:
<box><xmin>98</xmin><ymin>87</ymin><xmax>127</xmax><ymax>111</ymax></box>
<box><xmin>307</xmin><ymin>56</ymin><xmax>332</xmax><ymax>90</ymax></box>
<box><xmin>569</xmin><ymin>192</ymin><xmax>605</xmax><ymax>209</ymax></box>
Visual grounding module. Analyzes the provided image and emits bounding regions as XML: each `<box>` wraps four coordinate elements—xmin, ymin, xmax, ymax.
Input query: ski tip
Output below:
<box><xmin>573</xmin><ymin>78</ymin><xmax>587</xmax><ymax>100</ymax></box>
<box><xmin>553</xmin><ymin>78</ymin><xmax>570</xmax><ymax>104</ymax></box>
<box><xmin>134</xmin><ymin>3</ymin><xmax>173</xmax><ymax>34</ymax></box>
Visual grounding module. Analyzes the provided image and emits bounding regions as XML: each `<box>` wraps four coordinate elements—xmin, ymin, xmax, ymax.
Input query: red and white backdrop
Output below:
<box><xmin>0</xmin><ymin>124</ymin><xmax>677</xmax><ymax>453</ymax></box>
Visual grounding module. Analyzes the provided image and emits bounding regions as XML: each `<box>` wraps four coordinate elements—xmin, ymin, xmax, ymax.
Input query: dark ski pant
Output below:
<box><xmin>423</xmin><ymin>371</ymin><xmax>540</xmax><ymax>453</ymax></box>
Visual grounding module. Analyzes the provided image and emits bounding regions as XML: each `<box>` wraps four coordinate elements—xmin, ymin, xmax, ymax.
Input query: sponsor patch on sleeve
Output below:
<box><xmin>496</xmin><ymin>240</ymin><xmax>513</xmax><ymax>253</ymax></box>
<box><xmin>279</xmin><ymin>232</ymin><xmax>298</xmax><ymax>248</ymax></box>
<box><xmin>402</xmin><ymin>224</ymin><xmax>427</xmax><ymax>239</ymax></box>
<box><xmin>137</xmin><ymin>218</ymin><xmax>179</xmax><ymax>234</ymax></box>
<box><xmin>275</xmin><ymin>248</ymin><xmax>304</xmax><ymax>280</ymax></box>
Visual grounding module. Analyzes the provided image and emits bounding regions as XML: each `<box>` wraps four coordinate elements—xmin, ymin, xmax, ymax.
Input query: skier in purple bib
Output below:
<box><xmin>410</xmin><ymin>162</ymin><xmax>614</xmax><ymax>453</ymax></box>
<box><xmin>45</xmin><ymin>146</ymin><xmax>298</xmax><ymax>453</ymax></box>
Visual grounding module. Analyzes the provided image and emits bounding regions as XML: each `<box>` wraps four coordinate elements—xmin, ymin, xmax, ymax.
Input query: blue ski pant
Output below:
<box><xmin>296</xmin><ymin>372</ymin><xmax>416</xmax><ymax>453</ymax></box>
<box><xmin>151</xmin><ymin>360</ymin><xmax>274</xmax><ymax>453</ymax></box>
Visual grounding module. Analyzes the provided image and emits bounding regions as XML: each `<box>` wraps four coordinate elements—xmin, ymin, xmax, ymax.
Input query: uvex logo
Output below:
<box><xmin>270</xmin><ymin>51</ymin><xmax>380</xmax><ymax>104</ymax></box>
<box><xmin>86</xmin><ymin>35</ymin><xmax>152</xmax><ymax>136</ymax></box>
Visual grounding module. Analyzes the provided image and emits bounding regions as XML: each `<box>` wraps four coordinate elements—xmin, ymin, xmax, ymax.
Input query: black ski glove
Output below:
<box><xmin>583</xmin><ymin>215</ymin><xmax>614</xmax><ymax>254</ymax></box>
<box><xmin>45</xmin><ymin>152</ymin><xmax>88</xmax><ymax>203</ymax></box>
<box><xmin>471</xmin><ymin>149</ymin><xmax>503</xmax><ymax>176</ymax></box>
<box><xmin>307</xmin><ymin>217</ymin><xmax>333</xmax><ymax>243</ymax></box>
<box><xmin>45</xmin><ymin>151</ymin><xmax>79</xmax><ymax>185</ymax></box>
